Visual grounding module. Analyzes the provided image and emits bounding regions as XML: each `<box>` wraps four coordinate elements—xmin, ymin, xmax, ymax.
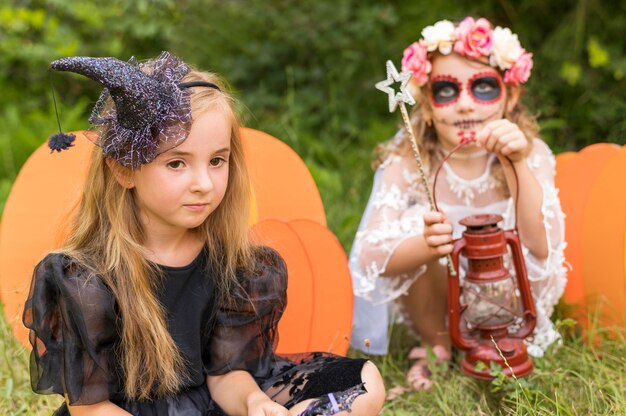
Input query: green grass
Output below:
<box><xmin>2</xmin><ymin>299</ymin><xmax>624</xmax><ymax>415</ymax></box>
<box><xmin>354</xmin><ymin>317</ymin><xmax>626</xmax><ymax>415</ymax></box>
<box><xmin>0</xmin><ymin>303</ymin><xmax>62</xmax><ymax>415</ymax></box>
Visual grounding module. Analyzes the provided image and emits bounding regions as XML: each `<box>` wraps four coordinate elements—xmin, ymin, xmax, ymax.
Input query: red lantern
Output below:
<box><xmin>448</xmin><ymin>213</ymin><xmax>537</xmax><ymax>379</ymax></box>
<box><xmin>432</xmin><ymin>138</ymin><xmax>538</xmax><ymax>380</ymax></box>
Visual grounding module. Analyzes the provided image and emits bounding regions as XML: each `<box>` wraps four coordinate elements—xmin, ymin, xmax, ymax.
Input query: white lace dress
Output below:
<box><xmin>349</xmin><ymin>136</ymin><xmax>567</xmax><ymax>357</ymax></box>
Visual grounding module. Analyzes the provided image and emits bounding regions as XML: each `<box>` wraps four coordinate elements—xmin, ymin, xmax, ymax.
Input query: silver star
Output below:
<box><xmin>375</xmin><ymin>60</ymin><xmax>416</xmax><ymax>113</ymax></box>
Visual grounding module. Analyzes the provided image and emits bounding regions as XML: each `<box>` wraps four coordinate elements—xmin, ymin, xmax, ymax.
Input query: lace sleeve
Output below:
<box><xmin>502</xmin><ymin>138</ymin><xmax>568</xmax><ymax>356</ymax></box>
<box><xmin>204</xmin><ymin>247</ymin><xmax>287</xmax><ymax>378</ymax></box>
<box><xmin>22</xmin><ymin>254</ymin><xmax>119</xmax><ymax>405</ymax></box>
<box><xmin>349</xmin><ymin>154</ymin><xmax>430</xmax><ymax>304</ymax></box>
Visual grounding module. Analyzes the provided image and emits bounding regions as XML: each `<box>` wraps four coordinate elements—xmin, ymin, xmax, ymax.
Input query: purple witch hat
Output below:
<box><xmin>49</xmin><ymin>52</ymin><xmax>216</xmax><ymax>169</ymax></box>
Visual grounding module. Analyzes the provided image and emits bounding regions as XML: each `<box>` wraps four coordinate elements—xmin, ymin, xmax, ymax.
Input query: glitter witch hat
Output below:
<box><xmin>48</xmin><ymin>52</ymin><xmax>219</xmax><ymax>169</ymax></box>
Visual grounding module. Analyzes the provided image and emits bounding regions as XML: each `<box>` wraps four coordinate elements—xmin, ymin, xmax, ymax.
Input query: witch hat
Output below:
<box><xmin>47</xmin><ymin>52</ymin><xmax>218</xmax><ymax>169</ymax></box>
<box><xmin>50</xmin><ymin>56</ymin><xmax>174</xmax><ymax>130</ymax></box>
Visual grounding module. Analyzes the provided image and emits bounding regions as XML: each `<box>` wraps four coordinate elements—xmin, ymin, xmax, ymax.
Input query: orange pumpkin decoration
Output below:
<box><xmin>580</xmin><ymin>145</ymin><xmax>626</xmax><ymax>327</ymax></box>
<box><xmin>251</xmin><ymin>219</ymin><xmax>352</xmax><ymax>355</ymax></box>
<box><xmin>0</xmin><ymin>132</ymin><xmax>92</xmax><ymax>347</ymax></box>
<box><xmin>555</xmin><ymin>143</ymin><xmax>626</xmax><ymax>327</ymax></box>
<box><xmin>0</xmin><ymin>129</ymin><xmax>349</xmax><ymax>354</ymax></box>
<box><xmin>555</xmin><ymin>144</ymin><xmax>621</xmax><ymax>305</ymax></box>
<box><xmin>243</xmin><ymin>129</ymin><xmax>326</xmax><ymax>227</ymax></box>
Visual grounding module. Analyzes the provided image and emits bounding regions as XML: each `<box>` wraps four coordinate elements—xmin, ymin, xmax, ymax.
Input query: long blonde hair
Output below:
<box><xmin>375</xmin><ymin>57</ymin><xmax>539</xmax><ymax>193</ymax></box>
<box><xmin>59</xmin><ymin>68</ymin><xmax>253</xmax><ymax>400</ymax></box>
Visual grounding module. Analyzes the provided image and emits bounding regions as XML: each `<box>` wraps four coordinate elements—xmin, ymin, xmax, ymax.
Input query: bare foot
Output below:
<box><xmin>406</xmin><ymin>345</ymin><xmax>451</xmax><ymax>391</ymax></box>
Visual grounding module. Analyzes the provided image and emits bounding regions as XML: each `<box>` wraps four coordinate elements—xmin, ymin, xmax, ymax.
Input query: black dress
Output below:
<box><xmin>23</xmin><ymin>247</ymin><xmax>367</xmax><ymax>415</ymax></box>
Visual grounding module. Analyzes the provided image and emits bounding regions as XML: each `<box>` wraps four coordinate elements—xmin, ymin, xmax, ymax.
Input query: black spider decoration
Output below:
<box><xmin>48</xmin><ymin>132</ymin><xmax>76</xmax><ymax>153</ymax></box>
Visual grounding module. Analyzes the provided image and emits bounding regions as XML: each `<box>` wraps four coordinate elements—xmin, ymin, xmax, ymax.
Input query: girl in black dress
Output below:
<box><xmin>23</xmin><ymin>52</ymin><xmax>385</xmax><ymax>416</ymax></box>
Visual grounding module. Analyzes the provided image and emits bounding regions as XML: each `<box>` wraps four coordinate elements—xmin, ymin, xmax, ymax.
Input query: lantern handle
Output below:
<box><xmin>448</xmin><ymin>237</ymin><xmax>479</xmax><ymax>350</ymax></box>
<box><xmin>504</xmin><ymin>230</ymin><xmax>537</xmax><ymax>339</ymax></box>
<box><xmin>432</xmin><ymin>139</ymin><xmax>521</xmax><ymax>234</ymax></box>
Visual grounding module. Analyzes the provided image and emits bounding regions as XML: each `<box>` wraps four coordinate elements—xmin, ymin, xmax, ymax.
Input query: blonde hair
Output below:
<box><xmin>374</xmin><ymin>58</ymin><xmax>539</xmax><ymax>193</ymax></box>
<box><xmin>58</xmin><ymin>68</ymin><xmax>253</xmax><ymax>400</ymax></box>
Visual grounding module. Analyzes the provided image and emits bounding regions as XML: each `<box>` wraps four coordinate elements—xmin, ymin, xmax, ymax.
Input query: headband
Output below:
<box><xmin>402</xmin><ymin>17</ymin><xmax>533</xmax><ymax>87</ymax></box>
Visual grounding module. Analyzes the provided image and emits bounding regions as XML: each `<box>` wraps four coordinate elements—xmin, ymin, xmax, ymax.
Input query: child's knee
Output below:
<box><xmin>360</xmin><ymin>361</ymin><xmax>386</xmax><ymax>414</ymax></box>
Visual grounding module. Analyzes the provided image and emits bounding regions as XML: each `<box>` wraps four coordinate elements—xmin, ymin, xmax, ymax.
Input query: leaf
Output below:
<box><xmin>556</xmin><ymin>318</ymin><xmax>577</xmax><ymax>328</ymax></box>
<box><xmin>587</xmin><ymin>37</ymin><xmax>610</xmax><ymax>68</ymax></box>
<box><xmin>560</xmin><ymin>61</ymin><xmax>582</xmax><ymax>86</ymax></box>
<box><xmin>489</xmin><ymin>361</ymin><xmax>503</xmax><ymax>376</ymax></box>
<box><xmin>474</xmin><ymin>360</ymin><xmax>488</xmax><ymax>372</ymax></box>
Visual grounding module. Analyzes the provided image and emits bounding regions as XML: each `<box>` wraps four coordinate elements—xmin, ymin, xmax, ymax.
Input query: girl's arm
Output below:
<box><xmin>205</xmin><ymin>248</ymin><xmax>291</xmax><ymax>415</ymax></box>
<box><xmin>383</xmin><ymin>211</ymin><xmax>453</xmax><ymax>276</ymax></box>
<box><xmin>476</xmin><ymin>118</ymin><xmax>549</xmax><ymax>260</ymax></box>
<box><xmin>354</xmin><ymin>154</ymin><xmax>454</xmax><ymax>279</ymax></box>
<box><xmin>24</xmin><ymin>255</ymin><xmax>122</xmax><ymax>411</ymax></box>
<box><xmin>207</xmin><ymin>371</ymin><xmax>290</xmax><ymax>416</ymax></box>
<box><xmin>501</xmin><ymin>157</ymin><xmax>548</xmax><ymax>259</ymax></box>
<box><xmin>67</xmin><ymin>400</ymin><xmax>132</xmax><ymax>416</ymax></box>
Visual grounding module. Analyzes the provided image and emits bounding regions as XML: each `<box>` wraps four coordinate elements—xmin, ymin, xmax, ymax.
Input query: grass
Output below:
<box><xmin>1</xmin><ymin>298</ymin><xmax>624</xmax><ymax>415</ymax></box>
<box><xmin>0</xmin><ymin>303</ymin><xmax>61</xmax><ymax>415</ymax></box>
<box><xmin>355</xmin><ymin>315</ymin><xmax>626</xmax><ymax>415</ymax></box>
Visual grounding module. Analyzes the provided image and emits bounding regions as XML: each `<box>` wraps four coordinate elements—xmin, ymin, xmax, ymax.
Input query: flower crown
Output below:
<box><xmin>401</xmin><ymin>17</ymin><xmax>533</xmax><ymax>87</ymax></box>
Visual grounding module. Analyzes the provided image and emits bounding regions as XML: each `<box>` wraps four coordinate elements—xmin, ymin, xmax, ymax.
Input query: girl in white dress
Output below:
<box><xmin>349</xmin><ymin>17</ymin><xmax>567</xmax><ymax>390</ymax></box>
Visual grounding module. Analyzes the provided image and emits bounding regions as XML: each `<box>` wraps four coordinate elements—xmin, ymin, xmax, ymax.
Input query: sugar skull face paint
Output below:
<box><xmin>467</xmin><ymin>72</ymin><xmax>502</xmax><ymax>104</ymax></box>
<box><xmin>426</xmin><ymin>53</ymin><xmax>509</xmax><ymax>150</ymax></box>
<box><xmin>431</xmin><ymin>75</ymin><xmax>462</xmax><ymax>106</ymax></box>
<box><xmin>430</xmin><ymin>72</ymin><xmax>502</xmax><ymax>107</ymax></box>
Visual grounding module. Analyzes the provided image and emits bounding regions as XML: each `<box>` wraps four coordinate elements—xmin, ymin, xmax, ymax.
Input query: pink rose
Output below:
<box><xmin>504</xmin><ymin>50</ymin><xmax>533</xmax><ymax>84</ymax></box>
<box><xmin>401</xmin><ymin>41</ymin><xmax>431</xmax><ymax>86</ymax></box>
<box><xmin>454</xmin><ymin>17</ymin><xmax>493</xmax><ymax>58</ymax></box>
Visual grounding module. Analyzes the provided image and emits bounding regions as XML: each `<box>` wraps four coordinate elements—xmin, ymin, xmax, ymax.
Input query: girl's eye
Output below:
<box><xmin>431</xmin><ymin>81</ymin><xmax>460</xmax><ymax>104</ymax></box>
<box><xmin>470</xmin><ymin>76</ymin><xmax>501</xmax><ymax>102</ymax></box>
<box><xmin>210</xmin><ymin>157</ymin><xmax>226</xmax><ymax>167</ymax></box>
<box><xmin>167</xmin><ymin>160</ymin><xmax>185</xmax><ymax>169</ymax></box>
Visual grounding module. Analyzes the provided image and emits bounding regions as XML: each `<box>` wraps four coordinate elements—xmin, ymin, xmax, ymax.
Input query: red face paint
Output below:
<box><xmin>466</xmin><ymin>71</ymin><xmax>503</xmax><ymax>105</ymax></box>
<box><xmin>430</xmin><ymin>72</ymin><xmax>503</xmax><ymax>107</ymax></box>
<box><xmin>430</xmin><ymin>75</ymin><xmax>462</xmax><ymax>107</ymax></box>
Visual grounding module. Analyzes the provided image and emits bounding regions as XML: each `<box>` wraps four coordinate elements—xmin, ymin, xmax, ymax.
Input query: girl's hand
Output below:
<box><xmin>423</xmin><ymin>211</ymin><xmax>453</xmax><ymax>257</ymax></box>
<box><xmin>475</xmin><ymin>119</ymin><xmax>529</xmax><ymax>163</ymax></box>
<box><xmin>247</xmin><ymin>392</ymin><xmax>290</xmax><ymax>416</ymax></box>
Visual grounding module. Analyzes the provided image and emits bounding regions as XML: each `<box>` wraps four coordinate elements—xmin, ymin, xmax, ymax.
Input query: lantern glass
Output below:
<box><xmin>462</xmin><ymin>278</ymin><xmax>519</xmax><ymax>327</ymax></box>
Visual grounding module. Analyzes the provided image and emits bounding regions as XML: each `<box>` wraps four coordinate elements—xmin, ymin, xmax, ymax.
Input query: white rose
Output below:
<box><xmin>490</xmin><ymin>26</ymin><xmax>523</xmax><ymax>70</ymax></box>
<box><xmin>421</xmin><ymin>20</ymin><xmax>455</xmax><ymax>55</ymax></box>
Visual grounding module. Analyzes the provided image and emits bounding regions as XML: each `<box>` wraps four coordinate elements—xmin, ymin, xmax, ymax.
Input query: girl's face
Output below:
<box><xmin>425</xmin><ymin>53</ymin><xmax>509</xmax><ymax>149</ymax></box>
<box><xmin>130</xmin><ymin>110</ymin><xmax>231</xmax><ymax>234</ymax></box>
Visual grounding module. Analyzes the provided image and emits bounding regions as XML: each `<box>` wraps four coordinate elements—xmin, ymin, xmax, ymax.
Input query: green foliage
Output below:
<box><xmin>518</xmin><ymin>0</ymin><xmax>626</xmax><ymax>151</ymax></box>
<box><xmin>0</xmin><ymin>99</ymin><xmax>89</xmax><ymax>181</ymax></box>
<box><xmin>172</xmin><ymin>0</ymin><xmax>399</xmax><ymax>137</ymax></box>
<box><xmin>0</xmin><ymin>0</ymin><xmax>179</xmax><ymax>105</ymax></box>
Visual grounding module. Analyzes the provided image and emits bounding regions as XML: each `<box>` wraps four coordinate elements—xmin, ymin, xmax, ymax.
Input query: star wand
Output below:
<box><xmin>375</xmin><ymin>60</ymin><xmax>457</xmax><ymax>276</ymax></box>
